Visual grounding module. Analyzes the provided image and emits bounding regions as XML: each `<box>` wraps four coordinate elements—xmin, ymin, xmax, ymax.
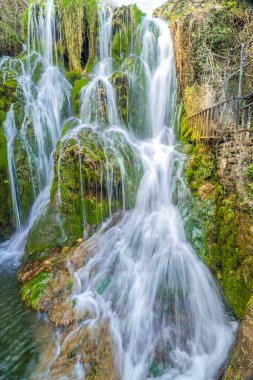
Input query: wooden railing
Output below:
<box><xmin>188</xmin><ymin>93</ymin><xmax>253</xmax><ymax>142</ymax></box>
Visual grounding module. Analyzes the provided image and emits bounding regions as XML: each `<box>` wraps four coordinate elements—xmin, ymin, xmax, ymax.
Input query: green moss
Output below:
<box><xmin>25</xmin><ymin>126</ymin><xmax>142</xmax><ymax>261</ymax></box>
<box><xmin>214</xmin><ymin>194</ymin><xmax>253</xmax><ymax>319</ymax></box>
<box><xmin>72</xmin><ymin>77</ymin><xmax>89</xmax><ymax>115</ymax></box>
<box><xmin>246</xmin><ymin>163</ymin><xmax>253</xmax><ymax>179</ymax></box>
<box><xmin>24</xmin><ymin>206</ymin><xmax>64</xmax><ymax>260</ymax></box>
<box><xmin>0</xmin><ymin>75</ymin><xmax>18</xmax><ymax>240</ymax></box>
<box><xmin>109</xmin><ymin>71</ymin><xmax>129</xmax><ymax>123</ymax></box>
<box><xmin>182</xmin><ymin>126</ymin><xmax>252</xmax><ymax>319</ymax></box>
<box><xmin>132</xmin><ymin>4</ymin><xmax>144</xmax><ymax>24</ymax></box>
<box><xmin>183</xmin><ymin>143</ymin><xmax>215</xmax><ymax>195</ymax></box>
<box><xmin>179</xmin><ymin>109</ymin><xmax>198</xmax><ymax>145</ymax></box>
<box><xmin>13</xmin><ymin>136</ymin><xmax>34</xmax><ymax>224</ymax></box>
<box><xmin>20</xmin><ymin>270</ymin><xmax>52</xmax><ymax>309</ymax></box>
<box><xmin>65</xmin><ymin>69</ymin><xmax>82</xmax><ymax>85</ymax></box>
<box><xmin>85</xmin><ymin>198</ymin><xmax>109</xmax><ymax>226</ymax></box>
<box><xmin>180</xmin><ymin>101</ymin><xmax>253</xmax><ymax>319</ymax></box>
<box><xmin>0</xmin><ymin>0</ymin><xmax>26</xmax><ymax>56</ymax></box>
<box><xmin>58</xmin><ymin>0</ymin><xmax>98</xmax><ymax>70</ymax></box>
<box><xmin>112</xmin><ymin>31</ymin><xmax>129</xmax><ymax>64</ymax></box>
<box><xmin>111</xmin><ymin>5</ymin><xmax>143</xmax><ymax>67</ymax></box>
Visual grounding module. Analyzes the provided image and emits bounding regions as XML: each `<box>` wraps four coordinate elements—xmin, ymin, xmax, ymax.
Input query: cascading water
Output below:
<box><xmin>0</xmin><ymin>0</ymin><xmax>71</xmax><ymax>377</ymax></box>
<box><xmin>0</xmin><ymin>0</ymin><xmax>71</xmax><ymax>265</ymax></box>
<box><xmin>0</xmin><ymin>0</ymin><xmax>236</xmax><ymax>379</ymax></box>
<box><xmin>65</xmin><ymin>11</ymin><xmax>235</xmax><ymax>380</ymax></box>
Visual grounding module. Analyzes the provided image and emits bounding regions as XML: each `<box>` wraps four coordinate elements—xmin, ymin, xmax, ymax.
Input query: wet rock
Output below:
<box><xmin>0</xmin><ymin>75</ymin><xmax>18</xmax><ymax>240</ymax></box>
<box><xmin>35</xmin><ymin>320</ymin><xmax>120</xmax><ymax>380</ymax></box>
<box><xmin>109</xmin><ymin>71</ymin><xmax>129</xmax><ymax>124</ymax></box>
<box><xmin>225</xmin><ymin>301</ymin><xmax>253</xmax><ymax>380</ymax></box>
<box><xmin>23</xmin><ymin>125</ymin><xmax>142</xmax><ymax>262</ymax></box>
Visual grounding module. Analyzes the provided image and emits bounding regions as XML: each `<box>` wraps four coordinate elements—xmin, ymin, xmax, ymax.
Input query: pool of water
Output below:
<box><xmin>0</xmin><ymin>268</ymin><xmax>51</xmax><ymax>380</ymax></box>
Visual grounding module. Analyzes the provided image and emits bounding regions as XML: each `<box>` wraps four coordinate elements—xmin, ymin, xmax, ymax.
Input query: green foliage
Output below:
<box><xmin>179</xmin><ymin>109</ymin><xmax>198</xmax><ymax>145</ymax></box>
<box><xmin>184</xmin><ymin>144</ymin><xmax>215</xmax><ymax>194</ymax></box>
<box><xmin>20</xmin><ymin>270</ymin><xmax>52</xmax><ymax>308</ymax></box>
<box><xmin>246</xmin><ymin>163</ymin><xmax>253</xmax><ymax>179</ymax></box>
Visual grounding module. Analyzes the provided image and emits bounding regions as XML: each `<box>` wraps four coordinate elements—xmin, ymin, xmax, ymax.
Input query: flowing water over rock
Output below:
<box><xmin>0</xmin><ymin>0</ymin><xmax>236</xmax><ymax>379</ymax></box>
<box><xmin>64</xmin><ymin>9</ymin><xmax>236</xmax><ymax>380</ymax></box>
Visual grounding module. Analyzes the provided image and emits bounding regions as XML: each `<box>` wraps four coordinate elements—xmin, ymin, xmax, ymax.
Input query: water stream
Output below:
<box><xmin>66</xmin><ymin>8</ymin><xmax>236</xmax><ymax>380</ymax></box>
<box><xmin>0</xmin><ymin>0</ymin><xmax>236</xmax><ymax>379</ymax></box>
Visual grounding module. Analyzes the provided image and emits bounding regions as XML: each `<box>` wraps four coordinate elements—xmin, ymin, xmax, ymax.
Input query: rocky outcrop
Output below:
<box><xmin>225</xmin><ymin>300</ymin><xmax>253</xmax><ymax>380</ymax></box>
<box><xmin>23</xmin><ymin>123</ymin><xmax>142</xmax><ymax>263</ymax></box>
<box><xmin>18</xmin><ymin>223</ymin><xmax>121</xmax><ymax>379</ymax></box>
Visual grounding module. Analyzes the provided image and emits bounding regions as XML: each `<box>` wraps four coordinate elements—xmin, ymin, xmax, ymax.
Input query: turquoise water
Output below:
<box><xmin>0</xmin><ymin>268</ymin><xmax>45</xmax><ymax>380</ymax></box>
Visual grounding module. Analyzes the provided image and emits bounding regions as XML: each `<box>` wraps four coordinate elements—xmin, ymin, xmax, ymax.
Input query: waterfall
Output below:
<box><xmin>65</xmin><ymin>7</ymin><xmax>235</xmax><ymax>380</ymax></box>
<box><xmin>0</xmin><ymin>0</ymin><xmax>236</xmax><ymax>378</ymax></box>
<box><xmin>0</xmin><ymin>0</ymin><xmax>71</xmax><ymax>265</ymax></box>
<box><xmin>3</xmin><ymin>105</ymin><xmax>21</xmax><ymax>232</ymax></box>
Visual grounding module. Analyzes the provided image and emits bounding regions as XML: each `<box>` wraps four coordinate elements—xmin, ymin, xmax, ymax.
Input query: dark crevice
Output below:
<box><xmin>81</xmin><ymin>20</ymin><xmax>89</xmax><ymax>68</ymax></box>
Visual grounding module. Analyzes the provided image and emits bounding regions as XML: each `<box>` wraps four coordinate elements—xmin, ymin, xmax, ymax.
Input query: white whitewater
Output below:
<box><xmin>0</xmin><ymin>0</ymin><xmax>71</xmax><ymax>265</ymax></box>
<box><xmin>3</xmin><ymin>105</ymin><xmax>22</xmax><ymax>232</ymax></box>
<box><xmin>0</xmin><ymin>0</ymin><xmax>236</xmax><ymax>379</ymax></box>
<box><xmin>69</xmin><ymin>7</ymin><xmax>236</xmax><ymax>380</ymax></box>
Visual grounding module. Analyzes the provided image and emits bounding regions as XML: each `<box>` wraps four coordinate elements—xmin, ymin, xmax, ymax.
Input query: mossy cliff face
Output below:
<box><xmin>0</xmin><ymin>75</ymin><xmax>18</xmax><ymax>240</ymax></box>
<box><xmin>179</xmin><ymin>113</ymin><xmax>253</xmax><ymax>379</ymax></box>
<box><xmin>57</xmin><ymin>0</ymin><xmax>98</xmax><ymax>72</ymax></box>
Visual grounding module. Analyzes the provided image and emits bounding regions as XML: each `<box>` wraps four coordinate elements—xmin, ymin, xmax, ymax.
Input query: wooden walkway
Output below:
<box><xmin>188</xmin><ymin>93</ymin><xmax>253</xmax><ymax>142</ymax></box>
<box><xmin>188</xmin><ymin>40</ymin><xmax>253</xmax><ymax>142</ymax></box>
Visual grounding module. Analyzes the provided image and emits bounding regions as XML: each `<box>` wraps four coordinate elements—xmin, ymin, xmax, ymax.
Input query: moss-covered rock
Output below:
<box><xmin>19</xmin><ymin>232</ymin><xmax>120</xmax><ymax>378</ymax></box>
<box><xmin>109</xmin><ymin>71</ymin><xmax>129</xmax><ymax>124</ymax></box>
<box><xmin>225</xmin><ymin>299</ymin><xmax>253</xmax><ymax>380</ymax></box>
<box><xmin>13</xmin><ymin>136</ymin><xmax>35</xmax><ymax>224</ymax></box>
<box><xmin>118</xmin><ymin>55</ymin><xmax>149</xmax><ymax>137</ymax></box>
<box><xmin>72</xmin><ymin>77</ymin><xmax>89</xmax><ymax>115</ymax></box>
<box><xmin>20</xmin><ymin>270</ymin><xmax>52</xmax><ymax>309</ymax></box>
<box><xmin>0</xmin><ymin>76</ymin><xmax>18</xmax><ymax>240</ymax></box>
<box><xmin>23</xmin><ymin>124</ymin><xmax>142</xmax><ymax>262</ymax></box>
<box><xmin>57</xmin><ymin>0</ymin><xmax>98</xmax><ymax>71</ymax></box>
<box><xmin>112</xmin><ymin>5</ymin><xmax>144</xmax><ymax>67</ymax></box>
